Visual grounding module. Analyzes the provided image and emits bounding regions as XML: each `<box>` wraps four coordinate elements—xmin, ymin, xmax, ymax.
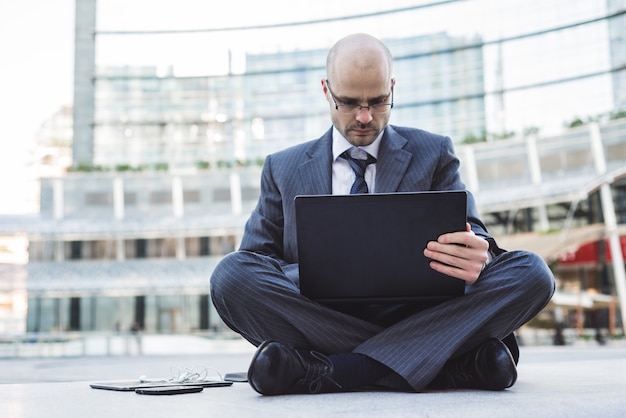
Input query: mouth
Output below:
<box><xmin>350</xmin><ymin>126</ymin><xmax>373</xmax><ymax>136</ymax></box>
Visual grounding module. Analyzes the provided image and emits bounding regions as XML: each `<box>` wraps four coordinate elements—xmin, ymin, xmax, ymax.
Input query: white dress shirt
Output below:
<box><xmin>331</xmin><ymin>127</ymin><xmax>383</xmax><ymax>195</ymax></box>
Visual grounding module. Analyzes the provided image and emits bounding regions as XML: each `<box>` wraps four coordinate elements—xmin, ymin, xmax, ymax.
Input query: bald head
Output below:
<box><xmin>326</xmin><ymin>33</ymin><xmax>393</xmax><ymax>82</ymax></box>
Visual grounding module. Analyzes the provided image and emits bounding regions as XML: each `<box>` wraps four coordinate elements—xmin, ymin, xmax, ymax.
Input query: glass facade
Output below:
<box><xmin>91</xmin><ymin>32</ymin><xmax>485</xmax><ymax>169</ymax></box>
<box><xmin>90</xmin><ymin>0</ymin><xmax>623</xmax><ymax>144</ymax></box>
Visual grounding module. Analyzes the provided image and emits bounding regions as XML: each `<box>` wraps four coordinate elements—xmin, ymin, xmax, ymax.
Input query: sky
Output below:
<box><xmin>0</xmin><ymin>0</ymin><xmax>615</xmax><ymax>214</ymax></box>
<box><xmin>0</xmin><ymin>0</ymin><xmax>74</xmax><ymax>214</ymax></box>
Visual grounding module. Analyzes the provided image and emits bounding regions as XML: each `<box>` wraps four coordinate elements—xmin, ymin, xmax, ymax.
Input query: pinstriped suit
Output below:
<box><xmin>210</xmin><ymin>125</ymin><xmax>555</xmax><ymax>390</ymax></box>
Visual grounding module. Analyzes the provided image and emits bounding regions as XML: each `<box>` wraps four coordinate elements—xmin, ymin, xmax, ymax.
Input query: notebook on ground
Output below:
<box><xmin>295</xmin><ymin>191</ymin><xmax>467</xmax><ymax>303</ymax></box>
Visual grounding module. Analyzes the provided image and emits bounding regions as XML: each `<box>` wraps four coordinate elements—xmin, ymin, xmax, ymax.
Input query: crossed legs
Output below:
<box><xmin>210</xmin><ymin>249</ymin><xmax>555</xmax><ymax>391</ymax></box>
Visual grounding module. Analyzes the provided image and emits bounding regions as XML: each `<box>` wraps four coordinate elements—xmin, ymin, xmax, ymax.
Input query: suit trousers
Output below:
<box><xmin>210</xmin><ymin>249</ymin><xmax>555</xmax><ymax>391</ymax></box>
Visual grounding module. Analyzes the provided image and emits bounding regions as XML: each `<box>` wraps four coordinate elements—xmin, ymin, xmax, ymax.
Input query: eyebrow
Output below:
<box><xmin>335</xmin><ymin>92</ymin><xmax>390</xmax><ymax>105</ymax></box>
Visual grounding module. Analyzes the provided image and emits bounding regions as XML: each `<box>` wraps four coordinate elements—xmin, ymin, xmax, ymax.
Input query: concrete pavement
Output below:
<box><xmin>1</xmin><ymin>336</ymin><xmax>625</xmax><ymax>417</ymax></box>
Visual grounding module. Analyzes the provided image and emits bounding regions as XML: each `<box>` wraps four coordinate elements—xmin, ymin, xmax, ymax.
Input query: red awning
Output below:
<box><xmin>559</xmin><ymin>236</ymin><xmax>626</xmax><ymax>265</ymax></box>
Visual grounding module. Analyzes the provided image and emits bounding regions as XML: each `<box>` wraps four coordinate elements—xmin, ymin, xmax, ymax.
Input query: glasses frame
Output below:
<box><xmin>325</xmin><ymin>79</ymin><xmax>394</xmax><ymax>115</ymax></box>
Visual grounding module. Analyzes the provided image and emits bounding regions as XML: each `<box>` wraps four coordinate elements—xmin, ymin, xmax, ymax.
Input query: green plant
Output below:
<box><xmin>523</xmin><ymin>126</ymin><xmax>540</xmax><ymax>136</ymax></box>
<box><xmin>68</xmin><ymin>163</ymin><xmax>109</xmax><ymax>172</ymax></box>
<box><xmin>610</xmin><ymin>109</ymin><xmax>626</xmax><ymax>120</ymax></box>
<box><xmin>565</xmin><ymin>117</ymin><xmax>585</xmax><ymax>128</ymax></box>
<box><xmin>461</xmin><ymin>132</ymin><xmax>486</xmax><ymax>144</ymax></box>
<box><xmin>115</xmin><ymin>164</ymin><xmax>133</xmax><ymax>172</ymax></box>
<box><xmin>492</xmin><ymin>131</ymin><xmax>516</xmax><ymax>141</ymax></box>
<box><xmin>216</xmin><ymin>160</ymin><xmax>233</xmax><ymax>169</ymax></box>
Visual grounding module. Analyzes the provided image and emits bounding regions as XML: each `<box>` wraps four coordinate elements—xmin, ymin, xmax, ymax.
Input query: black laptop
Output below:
<box><xmin>295</xmin><ymin>191</ymin><xmax>467</xmax><ymax>303</ymax></box>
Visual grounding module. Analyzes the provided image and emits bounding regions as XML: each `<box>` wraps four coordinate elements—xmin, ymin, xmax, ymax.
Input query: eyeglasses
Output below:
<box><xmin>325</xmin><ymin>80</ymin><xmax>394</xmax><ymax>115</ymax></box>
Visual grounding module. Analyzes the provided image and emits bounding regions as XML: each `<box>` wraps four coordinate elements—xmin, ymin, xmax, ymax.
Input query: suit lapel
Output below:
<box><xmin>375</xmin><ymin>126</ymin><xmax>413</xmax><ymax>193</ymax></box>
<box><xmin>298</xmin><ymin>129</ymin><xmax>333</xmax><ymax>195</ymax></box>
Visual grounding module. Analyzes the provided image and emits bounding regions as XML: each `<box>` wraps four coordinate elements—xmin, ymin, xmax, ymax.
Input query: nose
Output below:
<box><xmin>355</xmin><ymin>106</ymin><xmax>373</xmax><ymax>124</ymax></box>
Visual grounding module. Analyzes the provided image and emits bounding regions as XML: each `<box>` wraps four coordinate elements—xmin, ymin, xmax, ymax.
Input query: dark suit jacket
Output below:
<box><xmin>237</xmin><ymin>124</ymin><xmax>518</xmax><ymax>363</ymax></box>
<box><xmin>240</xmin><ymin>124</ymin><xmax>497</xmax><ymax>264</ymax></box>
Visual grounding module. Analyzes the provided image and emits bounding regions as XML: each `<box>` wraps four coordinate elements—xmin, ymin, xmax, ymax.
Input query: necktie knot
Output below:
<box><xmin>340</xmin><ymin>148</ymin><xmax>376</xmax><ymax>194</ymax></box>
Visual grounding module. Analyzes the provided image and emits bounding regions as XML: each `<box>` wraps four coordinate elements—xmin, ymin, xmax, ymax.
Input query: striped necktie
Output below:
<box><xmin>340</xmin><ymin>149</ymin><xmax>377</xmax><ymax>194</ymax></box>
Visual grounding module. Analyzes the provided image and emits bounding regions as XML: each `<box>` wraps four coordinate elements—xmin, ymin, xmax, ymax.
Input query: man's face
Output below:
<box><xmin>323</xmin><ymin>70</ymin><xmax>394</xmax><ymax>147</ymax></box>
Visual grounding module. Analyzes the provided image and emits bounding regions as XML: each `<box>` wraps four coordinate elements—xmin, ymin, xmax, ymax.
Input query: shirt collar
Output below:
<box><xmin>332</xmin><ymin>127</ymin><xmax>383</xmax><ymax>161</ymax></box>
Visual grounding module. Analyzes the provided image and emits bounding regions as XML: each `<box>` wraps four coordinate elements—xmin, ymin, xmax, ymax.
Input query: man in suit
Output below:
<box><xmin>210</xmin><ymin>33</ymin><xmax>555</xmax><ymax>395</ymax></box>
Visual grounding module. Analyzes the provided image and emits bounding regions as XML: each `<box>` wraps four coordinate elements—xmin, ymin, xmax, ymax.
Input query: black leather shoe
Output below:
<box><xmin>248</xmin><ymin>340</ymin><xmax>341</xmax><ymax>395</ymax></box>
<box><xmin>428</xmin><ymin>338</ymin><xmax>517</xmax><ymax>391</ymax></box>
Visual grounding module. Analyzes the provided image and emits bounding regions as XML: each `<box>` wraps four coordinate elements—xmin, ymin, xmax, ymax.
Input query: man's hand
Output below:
<box><xmin>423</xmin><ymin>223</ymin><xmax>490</xmax><ymax>285</ymax></box>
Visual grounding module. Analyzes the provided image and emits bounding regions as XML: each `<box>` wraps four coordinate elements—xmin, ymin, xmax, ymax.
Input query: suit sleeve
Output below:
<box><xmin>239</xmin><ymin>154</ymin><xmax>286</xmax><ymax>259</ymax></box>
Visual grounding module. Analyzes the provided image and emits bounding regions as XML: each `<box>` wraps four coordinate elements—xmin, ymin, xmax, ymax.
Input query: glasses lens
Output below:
<box><xmin>372</xmin><ymin>105</ymin><xmax>391</xmax><ymax>114</ymax></box>
<box><xmin>338</xmin><ymin>104</ymin><xmax>391</xmax><ymax>114</ymax></box>
<box><xmin>338</xmin><ymin>106</ymin><xmax>356</xmax><ymax>114</ymax></box>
